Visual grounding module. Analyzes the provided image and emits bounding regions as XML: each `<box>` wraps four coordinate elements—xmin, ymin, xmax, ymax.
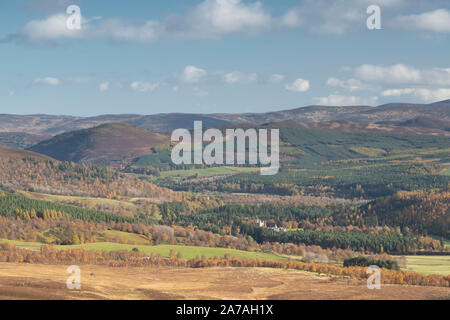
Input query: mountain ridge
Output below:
<box><xmin>0</xmin><ymin>100</ymin><xmax>448</xmax><ymax>135</ymax></box>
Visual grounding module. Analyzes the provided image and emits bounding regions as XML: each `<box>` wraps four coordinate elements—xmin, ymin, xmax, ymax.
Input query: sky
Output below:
<box><xmin>0</xmin><ymin>0</ymin><xmax>449</xmax><ymax>116</ymax></box>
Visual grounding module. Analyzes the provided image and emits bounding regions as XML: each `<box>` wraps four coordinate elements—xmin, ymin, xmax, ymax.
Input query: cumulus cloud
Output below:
<box><xmin>33</xmin><ymin>77</ymin><xmax>60</xmax><ymax>86</ymax></box>
<box><xmin>181</xmin><ymin>66</ymin><xmax>207</xmax><ymax>83</ymax></box>
<box><xmin>174</xmin><ymin>0</ymin><xmax>273</xmax><ymax>38</ymax></box>
<box><xmin>352</xmin><ymin>64</ymin><xmax>450</xmax><ymax>87</ymax></box>
<box><xmin>330</xmin><ymin>64</ymin><xmax>450</xmax><ymax>103</ymax></box>
<box><xmin>394</xmin><ymin>9</ymin><xmax>450</xmax><ymax>33</ymax></box>
<box><xmin>314</xmin><ymin>94</ymin><xmax>378</xmax><ymax>106</ymax></box>
<box><xmin>224</xmin><ymin>71</ymin><xmax>258</xmax><ymax>84</ymax></box>
<box><xmin>130</xmin><ymin>81</ymin><xmax>159</xmax><ymax>92</ymax></box>
<box><xmin>355</xmin><ymin>64</ymin><xmax>422</xmax><ymax>84</ymax></box>
<box><xmin>381</xmin><ymin>88</ymin><xmax>450</xmax><ymax>102</ymax></box>
<box><xmin>326</xmin><ymin>77</ymin><xmax>373</xmax><ymax>91</ymax></box>
<box><xmin>20</xmin><ymin>14</ymin><xmax>82</xmax><ymax>41</ymax></box>
<box><xmin>285</xmin><ymin>78</ymin><xmax>310</xmax><ymax>92</ymax></box>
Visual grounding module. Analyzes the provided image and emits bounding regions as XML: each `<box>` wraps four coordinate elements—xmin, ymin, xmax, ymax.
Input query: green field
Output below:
<box><xmin>445</xmin><ymin>240</ymin><xmax>450</xmax><ymax>248</ymax></box>
<box><xmin>405</xmin><ymin>256</ymin><xmax>450</xmax><ymax>276</ymax></box>
<box><xmin>0</xmin><ymin>239</ymin><xmax>287</xmax><ymax>261</ymax></box>
<box><xmin>158</xmin><ymin>166</ymin><xmax>259</xmax><ymax>178</ymax></box>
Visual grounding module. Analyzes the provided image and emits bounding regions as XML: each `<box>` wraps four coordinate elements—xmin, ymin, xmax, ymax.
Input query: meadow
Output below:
<box><xmin>157</xmin><ymin>166</ymin><xmax>259</xmax><ymax>178</ymax></box>
<box><xmin>0</xmin><ymin>239</ymin><xmax>287</xmax><ymax>261</ymax></box>
<box><xmin>405</xmin><ymin>256</ymin><xmax>450</xmax><ymax>276</ymax></box>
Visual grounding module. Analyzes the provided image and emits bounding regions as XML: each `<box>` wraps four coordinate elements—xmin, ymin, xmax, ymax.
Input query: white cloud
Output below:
<box><xmin>314</xmin><ymin>94</ymin><xmax>378</xmax><ymax>106</ymax></box>
<box><xmin>284</xmin><ymin>0</ymin><xmax>407</xmax><ymax>34</ymax></box>
<box><xmin>326</xmin><ymin>77</ymin><xmax>372</xmax><ymax>91</ymax></box>
<box><xmin>353</xmin><ymin>64</ymin><xmax>450</xmax><ymax>87</ymax></box>
<box><xmin>270</xmin><ymin>74</ymin><xmax>285</xmax><ymax>83</ymax></box>
<box><xmin>395</xmin><ymin>9</ymin><xmax>450</xmax><ymax>33</ymax></box>
<box><xmin>179</xmin><ymin>0</ymin><xmax>273</xmax><ymax>38</ymax></box>
<box><xmin>33</xmin><ymin>77</ymin><xmax>60</xmax><ymax>86</ymax></box>
<box><xmin>7</xmin><ymin>11</ymin><xmax>160</xmax><ymax>44</ymax></box>
<box><xmin>181</xmin><ymin>65</ymin><xmax>207</xmax><ymax>83</ymax></box>
<box><xmin>8</xmin><ymin>0</ymin><xmax>277</xmax><ymax>43</ymax></box>
<box><xmin>285</xmin><ymin>78</ymin><xmax>310</xmax><ymax>92</ymax></box>
<box><xmin>381</xmin><ymin>88</ymin><xmax>450</xmax><ymax>102</ymax></box>
<box><xmin>99</xmin><ymin>82</ymin><xmax>110</xmax><ymax>92</ymax></box>
<box><xmin>381</xmin><ymin>88</ymin><xmax>415</xmax><ymax>97</ymax></box>
<box><xmin>9</xmin><ymin>91</ymin><xmax>15</xmax><ymax>97</ymax></box>
<box><xmin>355</xmin><ymin>64</ymin><xmax>422</xmax><ymax>84</ymax></box>
<box><xmin>224</xmin><ymin>71</ymin><xmax>258</xmax><ymax>84</ymax></box>
<box><xmin>130</xmin><ymin>81</ymin><xmax>159</xmax><ymax>92</ymax></box>
<box><xmin>7</xmin><ymin>0</ymin><xmax>448</xmax><ymax>44</ymax></box>
<box><xmin>20</xmin><ymin>14</ymin><xmax>82</xmax><ymax>41</ymax></box>
<box><xmin>331</xmin><ymin>64</ymin><xmax>450</xmax><ymax>103</ymax></box>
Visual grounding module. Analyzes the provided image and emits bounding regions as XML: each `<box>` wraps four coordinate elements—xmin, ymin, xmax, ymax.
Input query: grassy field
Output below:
<box><xmin>405</xmin><ymin>256</ymin><xmax>450</xmax><ymax>276</ymax></box>
<box><xmin>157</xmin><ymin>166</ymin><xmax>259</xmax><ymax>178</ymax></box>
<box><xmin>0</xmin><ymin>239</ymin><xmax>287</xmax><ymax>261</ymax></box>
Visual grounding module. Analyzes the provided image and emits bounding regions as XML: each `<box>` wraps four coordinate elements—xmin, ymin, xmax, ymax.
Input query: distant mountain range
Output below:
<box><xmin>1</xmin><ymin>100</ymin><xmax>449</xmax><ymax>135</ymax></box>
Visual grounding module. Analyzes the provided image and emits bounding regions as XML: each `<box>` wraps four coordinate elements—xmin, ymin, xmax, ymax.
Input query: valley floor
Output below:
<box><xmin>0</xmin><ymin>263</ymin><xmax>448</xmax><ymax>300</ymax></box>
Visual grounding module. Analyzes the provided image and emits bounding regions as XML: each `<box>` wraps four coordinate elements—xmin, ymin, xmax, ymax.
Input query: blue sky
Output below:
<box><xmin>0</xmin><ymin>0</ymin><xmax>449</xmax><ymax>116</ymax></box>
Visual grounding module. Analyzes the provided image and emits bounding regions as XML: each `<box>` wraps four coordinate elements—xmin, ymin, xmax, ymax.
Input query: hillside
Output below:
<box><xmin>0</xmin><ymin>100</ymin><xmax>449</xmax><ymax>134</ymax></box>
<box><xmin>267</xmin><ymin>121</ymin><xmax>450</xmax><ymax>137</ymax></box>
<box><xmin>0</xmin><ymin>145</ymin><xmax>54</xmax><ymax>161</ymax></box>
<box><xmin>396</xmin><ymin>117</ymin><xmax>450</xmax><ymax>132</ymax></box>
<box><xmin>29</xmin><ymin>123</ymin><xmax>168</xmax><ymax>165</ymax></box>
<box><xmin>0</xmin><ymin>132</ymin><xmax>51</xmax><ymax>149</ymax></box>
<box><xmin>0</xmin><ymin>144</ymin><xmax>177</xmax><ymax>201</ymax></box>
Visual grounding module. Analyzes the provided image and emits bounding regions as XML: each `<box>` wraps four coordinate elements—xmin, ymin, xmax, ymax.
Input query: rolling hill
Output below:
<box><xmin>29</xmin><ymin>123</ymin><xmax>169</xmax><ymax>165</ymax></box>
<box><xmin>396</xmin><ymin>117</ymin><xmax>450</xmax><ymax>131</ymax></box>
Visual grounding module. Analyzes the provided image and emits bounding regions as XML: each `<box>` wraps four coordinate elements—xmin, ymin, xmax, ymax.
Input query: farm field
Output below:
<box><xmin>0</xmin><ymin>239</ymin><xmax>287</xmax><ymax>261</ymax></box>
<box><xmin>0</xmin><ymin>263</ymin><xmax>448</xmax><ymax>300</ymax></box>
<box><xmin>157</xmin><ymin>166</ymin><xmax>259</xmax><ymax>178</ymax></box>
<box><xmin>405</xmin><ymin>256</ymin><xmax>450</xmax><ymax>276</ymax></box>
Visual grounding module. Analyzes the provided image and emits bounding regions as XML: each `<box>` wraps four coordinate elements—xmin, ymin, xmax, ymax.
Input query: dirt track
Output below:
<box><xmin>0</xmin><ymin>263</ymin><xmax>448</xmax><ymax>300</ymax></box>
